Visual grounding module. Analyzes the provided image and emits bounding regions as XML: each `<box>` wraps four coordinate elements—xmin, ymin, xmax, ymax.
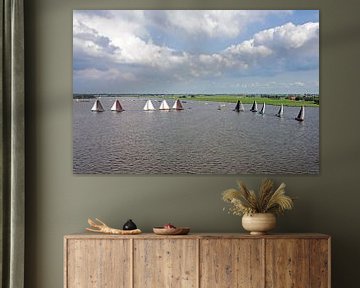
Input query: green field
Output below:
<box><xmin>73</xmin><ymin>94</ymin><xmax>319</xmax><ymax>107</ymax></box>
<box><xmin>176</xmin><ymin>95</ymin><xmax>319</xmax><ymax>107</ymax></box>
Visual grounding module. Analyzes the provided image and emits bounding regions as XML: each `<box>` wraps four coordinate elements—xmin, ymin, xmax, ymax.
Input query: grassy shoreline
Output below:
<box><xmin>73</xmin><ymin>94</ymin><xmax>319</xmax><ymax>107</ymax></box>
<box><xmin>177</xmin><ymin>95</ymin><xmax>319</xmax><ymax>107</ymax></box>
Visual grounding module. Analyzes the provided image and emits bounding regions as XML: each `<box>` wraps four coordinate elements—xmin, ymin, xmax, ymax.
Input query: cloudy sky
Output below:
<box><xmin>73</xmin><ymin>10</ymin><xmax>319</xmax><ymax>94</ymax></box>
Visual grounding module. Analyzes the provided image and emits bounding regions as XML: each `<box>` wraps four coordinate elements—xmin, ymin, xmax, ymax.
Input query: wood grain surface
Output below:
<box><xmin>265</xmin><ymin>239</ymin><xmax>310</xmax><ymax>288</ymax></box>
<box><xmin>65</xmin><ymin>239</ymin><xmax>131</xmax><ymax>288</ymax></box>
<box><xmin>64</xmin><ymin>233</ymin><xmax>330</xmax><ymax>288</ymax></box>
<box><xmin>133</xmin><ymin>239</ymin><xmax>198</xmax><ymax>288</ymax></box>
<box><xmin>310</xmin><ymin>239</ymin><xmax>331</xmax><ymax>288</ymax></box>
<box><xmin>200</xmin><ymin>239</ymin><xmax>264</xmax><ymax>288</ymax></box>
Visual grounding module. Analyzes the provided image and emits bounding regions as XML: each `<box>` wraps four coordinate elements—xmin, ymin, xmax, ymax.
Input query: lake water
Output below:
<box><xmin>73</xmin><ymin>97</ymin><xmax>319</xmax><ymax>174</ymax></box>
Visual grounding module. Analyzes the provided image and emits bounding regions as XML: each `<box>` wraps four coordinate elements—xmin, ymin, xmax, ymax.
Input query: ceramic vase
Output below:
<box><xmin>242</xmin><ymin>213</ymin><xmax>276</xmax><ymax>235</ymax></box>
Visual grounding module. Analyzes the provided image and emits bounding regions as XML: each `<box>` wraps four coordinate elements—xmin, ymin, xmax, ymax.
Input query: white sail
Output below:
<box><xmin>259</xmin><ymin>103</ymin><xmax>266</xmax><ymax>114</ymax></box>
<box><xmin>276</xmin><ymin>104</ymin><xmax>284</xmax><ymax>117</ymax></box>
<box><xmin>111</xmin><ymin>100</ymin><xmax>124</xmax><ymax>112</ymax></box>
<box><xmin>91</xmin><ymin>99</ymin><xmax>104</xmax><ymax>112</ymax></box>
<box><xmin>143</xmin><ymin>99</ymin><xmax>155</xmax><ymax>111</ymax></box>
<box><xmin>239</xmin><ymin>102</ymin><xmax>245</xmax><ymax>112</ymax></box>
<box><xmin>250</xmin><ymin>100</ymin><xmax>258</xmax><ymax>112</ymax></box>
<box><xmin>159</xmin><ymin>100</ymin><xmax>170</xmax><ymax>110</ymax></box>
<box><xmin>172</xmin><ymin>99</ymin><xmax>184</xmax><ymax>110</ymax></box>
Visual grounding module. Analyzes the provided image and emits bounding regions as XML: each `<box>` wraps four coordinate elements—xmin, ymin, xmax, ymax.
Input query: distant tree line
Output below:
<box><xmin>73</xmin><ymin>94</ymin><xmax>96</xmax><ymax>99</ymax></box>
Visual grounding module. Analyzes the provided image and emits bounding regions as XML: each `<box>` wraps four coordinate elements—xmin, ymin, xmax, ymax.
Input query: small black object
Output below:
<box><xmin>123</xmin><ymin>219</ymin><xmax>137</xmax><ymax>230</ymax></box>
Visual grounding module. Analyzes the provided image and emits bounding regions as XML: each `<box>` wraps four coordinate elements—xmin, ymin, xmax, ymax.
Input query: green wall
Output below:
<box><xmin>25</xmin><ymin>0</ymin><xmax>360</xmax><ymax>287</ymax></box>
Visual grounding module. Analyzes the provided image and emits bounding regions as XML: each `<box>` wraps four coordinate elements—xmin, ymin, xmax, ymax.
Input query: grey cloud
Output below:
<box><xmin>73</xmin><ymin>11</ymin><xmax>318</xmax><ymax>93</ymax></box>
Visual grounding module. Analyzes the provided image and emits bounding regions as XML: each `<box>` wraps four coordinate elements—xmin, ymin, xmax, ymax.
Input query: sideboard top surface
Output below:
<box><xmin>64</xmin><ymin>232</ymin><xmax>330</xmax><ymax>240</ymax></box>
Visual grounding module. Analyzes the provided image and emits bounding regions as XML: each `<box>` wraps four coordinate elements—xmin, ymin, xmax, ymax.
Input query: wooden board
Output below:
<box><xmin>200</xmin><ymin>239</ymin><xmax>264</xmax><ymax>288</ymax></box>
<box><xmin>64</xmin><ymin>234</ymin><xmax>330</xmax><ymax>288</ymax></box>
<box><xmin>310</xmin><ymin>239</ymin><xmax>331</xmax><ymax>288</ymax></box>
<box><xmin>65</xmin><ymin>233</ymin><xmax>330</xmax><ymax>240</ymax></box>
<box><xmin>65</xmin><ymin>239</ymin><xmax>131</xmax><ymax>288</ymax></box>
<box><xmin>133</xmin><ymin>239</ymin><xmax>198</xmax><ymax>288</ymax></box>
<box><xmin>265</xmin><ymin>239</ymin><xmax>310</xmax><ymax>288</ymax></box>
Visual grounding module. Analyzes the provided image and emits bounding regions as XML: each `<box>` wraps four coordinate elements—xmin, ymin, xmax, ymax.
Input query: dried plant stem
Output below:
<box><xmin>86</xmin><ymin>218</ymin><xmax>142</xmax><ymax>235</ymax></box>
<box><xmin>222</xmin><ymin>179</ymin><xmax>294</xmax><ymax>216</ymax></box>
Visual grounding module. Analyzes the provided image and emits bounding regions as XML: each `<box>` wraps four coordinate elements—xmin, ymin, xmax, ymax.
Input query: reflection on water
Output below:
<box><xmin>73</xmin><ymin>97</ymin><xmax>319</xmax><ymax>174</ymax></box>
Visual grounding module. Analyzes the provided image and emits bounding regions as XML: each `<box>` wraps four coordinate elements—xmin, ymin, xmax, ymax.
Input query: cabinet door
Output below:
<box><xmin>200</xmin><ymin>239</ymin><xmax>264</xmax><ymax>288</ymax></box>
<box><xmin>66</xmin><ymin>239</ymin><xmax>131</xmax><ymax>288</ymax></box>
<box><xmin>266</xmin><ymin>239</ymin><xmax>309</xmax><ymax>287</ymax></box>
<box><xmin>309</xmin><ymin>239</ymin><xmax>330</xmax><ymax>288</ymax></box>
<box><xmin>134</xmin><ymin>239</ymin><xmax>198</xmax><ymax>288</ymax></box>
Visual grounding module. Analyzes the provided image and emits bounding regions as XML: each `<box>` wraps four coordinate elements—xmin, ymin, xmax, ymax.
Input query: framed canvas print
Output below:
<box><xmin>73</xmin><ymin>10</ymin><xmax>319</xmax><ymax>175</ymax></box>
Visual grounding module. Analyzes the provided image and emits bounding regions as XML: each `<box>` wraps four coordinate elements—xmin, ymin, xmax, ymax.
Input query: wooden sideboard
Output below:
<box><xmin>64</xmin><ymin>233</ymin><xmax>330</xmax><ymax>288</ymax></box>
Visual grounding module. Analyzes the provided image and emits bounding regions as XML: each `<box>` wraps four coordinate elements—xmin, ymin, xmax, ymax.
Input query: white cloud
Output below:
<box><xmin>74</xmin><ymin>11</ymin><xmax>192</xmax><ymax>70</ymax></box>
<box><xmin>73</xmin><ymin>10</ymin><xmax>318</xmax><ymax>93</ymax></box>
<box><xmin>74</xmin><ymin>68</ymin><xmax>136</xmax><ymax>81</ymax></box>
<box><xmin>253</xmin><ymin>22</ymin><xmax>319</xmax><ymax>50</ymax></box>
<box><xmin>218</xmin><ymin>22</ymin><xmax>319</xmax><ymax>74</ymax></box>
<box><xmin>293</xmin><ymin>81</ymin><xmax>305</xmax><ymax>87</ymax></box>
<box><xmin>236</xmin><ymin>80</ymin><xmax>309</xmax><ymax>91</ymax></box>
<box><xmin>224</xmin><ymin>22</ymin><xmax>318</xmax><ymax>59</ymax></box>
<box><xmin>225</xmin><ymin>40</ymin><xmax>272</xmax><ymax>57</ymax></box>
<box><xmin>163</xmin><ymin>10</ymin><xmax>291</xmax><ymax>38</ymax></box>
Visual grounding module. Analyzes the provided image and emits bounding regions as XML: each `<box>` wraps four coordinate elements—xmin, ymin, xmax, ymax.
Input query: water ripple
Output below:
<box><xmin>73</xmin><ymin>98</ymin><xmax>319</xmax><ymax>174</ymax></box>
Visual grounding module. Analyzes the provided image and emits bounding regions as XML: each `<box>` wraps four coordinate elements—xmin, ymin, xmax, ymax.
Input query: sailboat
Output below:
<box><xmin>91</xmin><ymin>99</ymin><xmax>104</xmax><ymax>112</ymax></box>
<box><xmin>250</xmin><ymin>100</ymin><xmax>258</xmax><ymax>112</ymax></box>
<box><xmin>143</xmin><ymin>100</ymin><xmax>156</xmax><ymax>111</ymax></box>
<box><xmin>295</xmin><ymin>106</ymin><xmax>305</xmax><ymax>121</ymax></box>
<box><xmin>233</xmin><ymin>100</ymin><xmax>245</xmax><ymax>112</ymax></box>
<box><xmin>234</xmin><ymin>100</ymin><xmax>240</xmax><ymax>112</ymax></box>
<box><xmin>276</xmin><ymin>104</ymin><xmax>284</xmax><ymax>117</ymax></box>
<box><xmin>111</xmin><ymin>100</ymin><xmax>124</xmax><ymax>112</ymax></box>
<box><xmin>159</xmin><ymin>99</ymin><xmax>170</xmax><ymax>110</ymax></box>
<box><xmin>259</xmin><ymin>103</ymin><xmax>266</xmax><ymax>114</ymax></box>
<box><xmin>172</xmin><ymin>99</ymin><xmax>184</xmax><ymax>110</ymax></box>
